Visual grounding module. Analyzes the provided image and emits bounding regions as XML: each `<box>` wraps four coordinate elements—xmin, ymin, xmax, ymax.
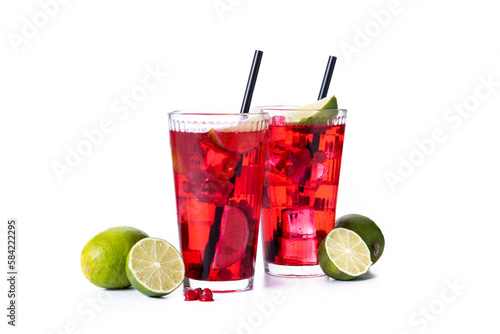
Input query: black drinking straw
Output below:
<box><xmin>241</xmin><ymin>50</ymin><xmax>263</xmax><ymax>114</ymax></box>
<box><xmin>200</xmin><ymin>50</ymin><xmax>264</xmax><ymax>280</ymax></box>
<box><xmin>303</xmin><ymin>55</ymin><xmax>337</xmax><ymax>194</ymax></box>
<box><xmin>318</xmin><ymin>56</ymin><xmax>337</xmax><ymax>100</ymax></box>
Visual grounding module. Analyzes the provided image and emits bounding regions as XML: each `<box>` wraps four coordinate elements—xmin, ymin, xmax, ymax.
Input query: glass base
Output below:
<box><xmin>183</xmin><ymin>277</ymin><xmax>254</xmax><ymax>293</ymax></box>
<box><xmin>264</xmin><ymin>262</ymin><xmax>325</xmax><ymax>277</ymax></box>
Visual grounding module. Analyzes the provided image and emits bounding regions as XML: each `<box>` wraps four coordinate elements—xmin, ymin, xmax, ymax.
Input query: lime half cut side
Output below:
<box><xmin>126</xmin><ymin>238</ymin><xmax>185</xmax><ymax>297</ymax></box>
<box><xmin>318</xmin><ymin>228</ymin><xmax>372</xmax><ymax>280</ymax></box>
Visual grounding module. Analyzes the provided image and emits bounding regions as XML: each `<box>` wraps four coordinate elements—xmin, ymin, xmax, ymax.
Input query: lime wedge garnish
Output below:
<box><xmin>126</xmin><ymin>238</ymin><xmax>185</xmax><ymax>297</ymax></box>
<box><xmin>318</xmin><ymin>228</ymin><xmax>372</xmax><ymax>280</ymax></box>
<box><xmin>208</xmin><ymin>128</ymin><xmax>266</xmax><ymax>154</ymax></box>
<box><xmin>278</xmin><ymin>95</ymin><xmax>338</xmax><ymax>125</ymax></box>
<box><xmin>295</xmin><ymin>95</ymin><xmax>339</xmax><ymax>125</ymax></box>
<box><xmin>212</xmin><ymin>205</ymin><xmax>249</xmax><ymax>270</ymax></box>
<box><xmin>301</xmin><ymin>95</ymin><xmax>338</xmax><ymax>110</ymax></box>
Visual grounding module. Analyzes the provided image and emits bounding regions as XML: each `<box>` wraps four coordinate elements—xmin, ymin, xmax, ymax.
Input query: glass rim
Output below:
<box><xmin>254</xmin><ymin>105</ymin><xmax>347</xmax><ymax>112</ymax></box>
<box><xmin>168</xmin><ymin>110</ymin><xmax>269</xmax><ymax>116</ymax></box>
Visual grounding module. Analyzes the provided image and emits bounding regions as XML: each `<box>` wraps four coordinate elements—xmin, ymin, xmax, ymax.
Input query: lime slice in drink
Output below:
<box><xmin>318</xmin><ymin>227</ymin><xmax>372</xmax><ymax>280</ymax></box>
<box><xmin>295</xmin><ymin>95</ymin><xmax>339</xmax><ymax>125</ymax></box>
<box><xmin>335</xmin><ymin>214</ymin><xmax>385</xmax><ymax>265</ymax></box>
<box><xmin>212</xmin><ymin>205</ymin><xmax>249</xmax><ymax>270</ymax></box>
<box><xmin>126</xmin><ymin>238</ymin><xmax>185</xmax><ymax>297</ymax></box>
<box><xmin>208</xmin><ymin>128</ymin><xmax>266</xmax><ymax>154</ymax></box>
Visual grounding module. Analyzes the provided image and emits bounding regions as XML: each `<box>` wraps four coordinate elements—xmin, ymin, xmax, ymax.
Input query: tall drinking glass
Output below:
<box><xmin>259</xmin><ymin>107</ymin><xmax>347</xmax><ymax>277</ymax></box>
<box><xmin>168</xmin><ymin>111</ymin><xmax>269</xmax><ymax>292</ymax></box>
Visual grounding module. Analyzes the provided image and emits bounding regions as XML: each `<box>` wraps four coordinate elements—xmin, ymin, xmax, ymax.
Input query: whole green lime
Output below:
<box><xmin>335</xmin><ymin>214</ymin><xmax>385</xmax><ymax>264</ymax></box>
<box><xmin>80</xmin><ymin>226</ymin><xmax>148</xmax><ymax>289</ymax></box>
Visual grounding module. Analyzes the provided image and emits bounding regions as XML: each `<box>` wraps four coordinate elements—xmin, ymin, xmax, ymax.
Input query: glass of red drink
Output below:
<box><xmin>258</xmin><ymin>106</ymin><xmax>347</xmax><ymax>277</ymax></box>
<box><xmin>168</xmin><ymin>111</ymin><xmax>269</xmax><ymax>292</ymax></box>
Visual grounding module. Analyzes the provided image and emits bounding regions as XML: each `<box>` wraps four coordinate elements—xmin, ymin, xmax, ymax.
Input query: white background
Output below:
<box><xmin>1</xmin><ymin>0</ymin><xmax>499</xmax><ymax>333</ymax></box>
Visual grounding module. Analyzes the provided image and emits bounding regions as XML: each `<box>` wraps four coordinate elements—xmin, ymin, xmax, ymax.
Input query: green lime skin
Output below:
<box><xmin>80</xmin><ymin>226</ymin><xmax>148</xmax><ymax>289</ymax></box>
<box><xmin>318</xmin><ymin>239</ymin><xmax>358</xmax><ymax>281</ymax></box>
<box><xmin>335</xmin><ymin>214</ymin><xmax>385</xmax><ymax>265</ymax></box>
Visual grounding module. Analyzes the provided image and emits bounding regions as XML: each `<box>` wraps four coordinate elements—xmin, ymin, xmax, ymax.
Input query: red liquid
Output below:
<box><xmin>261</xmin><ymin>122</ymin><xmax>345</xmax><ymax>266</ymax></box>
<box><xmin>170</xmin><ymin>129</ymin><xmax>266</xmax><ymax>281</ymax></box>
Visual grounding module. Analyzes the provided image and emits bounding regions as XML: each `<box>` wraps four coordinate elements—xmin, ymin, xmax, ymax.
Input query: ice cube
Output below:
<box><xmin>271</xmin><ymin>115</ymin><xmax>286</xmax><ymax>126</ymax></box>
<box><xmin>278</xmin><ymin>237</ymin><xmax>318</xmax><ymax>265</ymax></box>
<box><xmin>195</xmin><ymin>177</ymin><xmax>234</xmax><ymax>205</ymax></box>
<box><xmin>281</xmin><ymin>207</ymin><xmax>316</xmax><ymax>238</ymax></box>
<box><xmin>186</xmin><ymin>168</ymin><xmax>205</xmax><ymax>183</ymax></box>
<box><xmin>188</xmin><ymin>142</ymin><xmax>212</xmax><ymax>170</ymax></box>
<box><xmin>197</xmin><ymin>142</ymin><xmax>240</xmax><ymax>180</ymax></box>
<box><xmin>267</xmin><ymin>154</ymin><xmax>282</xmax><ymax>169</ymax></box>
<box><xmin>269</xmin><ymin>119</ymin><xmax>287</xmax><ymax>141</ymax></box>
<box><xmin>290</xmin><ymin>160</ymin><xmax>329</xmax><ymax>191</ymax></box>
<box><xmin>309</xmin><ymin>160</ymin><xmax>329</xmax><ymax>190</ymax></box>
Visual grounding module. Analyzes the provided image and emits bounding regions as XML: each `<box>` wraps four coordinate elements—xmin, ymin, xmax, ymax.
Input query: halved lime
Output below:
<box><xmin>126</xmin><ymin>238</ymin><xmax>185</xmax><ymax>297</ymax></box>
<box><xmin>318</xmin><ymin>228</ymin><xmax>372</xmax><ymax>280</ymax></box>
<box><xmin>212</xmin><ymin>205</ymin><xmax>249</xmax><ymax>270</ymax></box>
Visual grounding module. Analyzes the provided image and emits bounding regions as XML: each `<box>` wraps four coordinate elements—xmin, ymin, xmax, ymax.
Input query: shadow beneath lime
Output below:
<box><xmin>323</xmin><ymin>270</ymin><xmax>377</xmax><ymax>283</ymax></box>
<box><xmin>351</xmin><ymin>271</ymin><xmax>377</xmax><ymax>281</ymax></box>
<box><xmin>105</xmin><ymin>286</ymin><xmax>134</xmax><ymax>291</ymax></box>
